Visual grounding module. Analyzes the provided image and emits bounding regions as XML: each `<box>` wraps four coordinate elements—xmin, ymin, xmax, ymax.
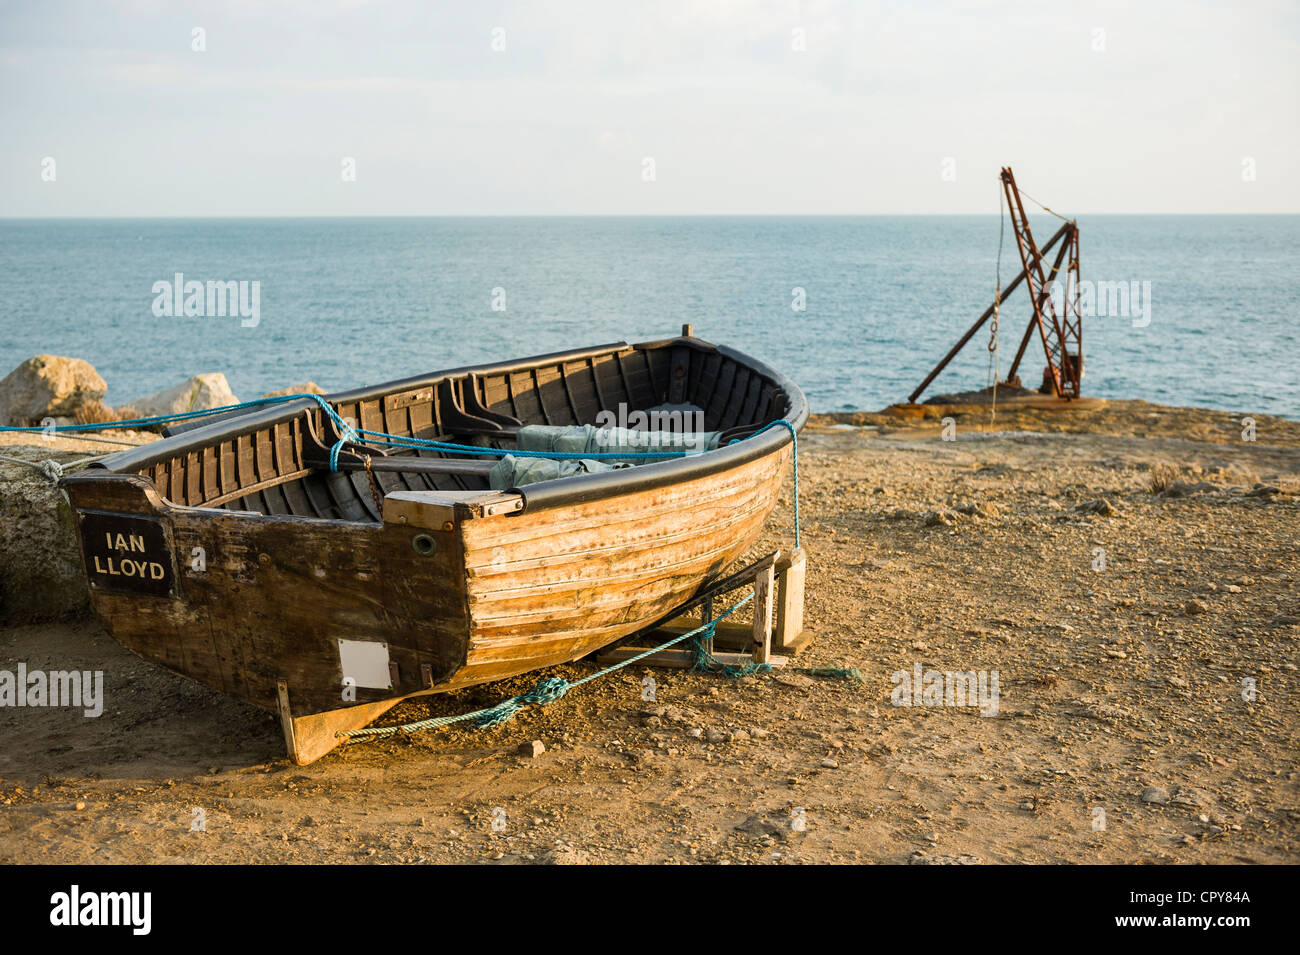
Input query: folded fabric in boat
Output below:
<box><xmin>516</xmin><ymin>424</ymin><xmax>721</xmax><ymax>463</ymax></box>
<box><xmin>488</xmin><ymin>454</ymin><xmax>617</xmax><ymax>490</ymax></box>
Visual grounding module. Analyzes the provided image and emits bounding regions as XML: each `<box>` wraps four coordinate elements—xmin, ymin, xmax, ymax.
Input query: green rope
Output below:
<box><xmin>687</xmin><ymin>633</ymin><xmax>863</xmax><ymax>683</ymax></box>
<box><xmin>687</xmin><ymin>622</ymin><xmax>772</xmax><ymax>679</ymax></box>
<box><xmin>340</xmin><ymin>588</ymin><xmax>863</xmax><ymax>742</ymax></box>
<box><xmin>340</xmin><ymin>592</ymin><xmax>756</xmax><ymax>739</ymax></box>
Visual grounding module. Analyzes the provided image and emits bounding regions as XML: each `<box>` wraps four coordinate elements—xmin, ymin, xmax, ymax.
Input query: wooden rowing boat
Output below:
<box><xmin>60</xmin><ymin>330</ymin><xmax>807</xmax><ymax>762</ymax></box>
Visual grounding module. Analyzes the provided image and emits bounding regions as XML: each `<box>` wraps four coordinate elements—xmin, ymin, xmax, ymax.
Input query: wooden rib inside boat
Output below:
<box><xmin>60</xmin><ymin>331</ymin><xmax>807</xmax><ymax>763</ymax></box>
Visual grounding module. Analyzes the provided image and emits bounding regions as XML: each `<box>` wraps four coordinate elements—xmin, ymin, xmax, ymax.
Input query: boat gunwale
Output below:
<box><xmin>79</xmin><ymin>336</ymin><xmax>808</xmax><ymax>516</ymax></box>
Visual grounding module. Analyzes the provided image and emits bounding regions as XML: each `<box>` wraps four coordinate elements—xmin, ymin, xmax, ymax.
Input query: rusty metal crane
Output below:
<box><xmin>910</xmin><ymin>167</ymin><xmax>1083</xmax><ymax>403</ymax></box>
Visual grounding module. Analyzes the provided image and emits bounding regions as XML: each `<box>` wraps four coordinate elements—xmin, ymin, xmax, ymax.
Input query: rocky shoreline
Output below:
<box><xmin>0</xmin><ymin>391</ymin><xmax>1295</xmax><ymax>864</ymax></box>
<box><xmin>0</xmin><ymin>354</ymin><xmax>321</xmax><ymax>625</ymax></box>
<box><xmin>0</xmin><ymin>355</ymin><xmax>243</xmax><ymax>428</ymax></box>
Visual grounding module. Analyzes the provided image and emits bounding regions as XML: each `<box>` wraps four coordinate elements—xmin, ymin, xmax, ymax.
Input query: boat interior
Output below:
<box><xmin>112</xmin><ymin>340</ymin><xmax>796</xmax><ymax>522</ymax></box>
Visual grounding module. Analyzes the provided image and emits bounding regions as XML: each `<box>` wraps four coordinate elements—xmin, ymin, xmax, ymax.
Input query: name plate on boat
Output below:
<box><xmin>78</xmin><ymin>511</ymin><xmax>177</xmax><ymax>598</ymax></box>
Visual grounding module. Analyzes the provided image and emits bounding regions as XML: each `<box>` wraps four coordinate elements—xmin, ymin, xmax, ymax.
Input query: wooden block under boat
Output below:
<box><xmin>594</xmin><ymin>647</ymin><xmax>789</xmax><ymax>670</ymax></box>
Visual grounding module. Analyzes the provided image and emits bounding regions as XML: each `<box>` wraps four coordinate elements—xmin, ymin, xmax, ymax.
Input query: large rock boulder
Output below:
<box><xmin>0</xmin><ymin>355</ymin><xmax>108</xmax><ymax>426</ymax></box>
<box><xmin>0</xmin><ymin>448</ymin><xmax>91</xmax><ymax>623</ymax></box>
<box><xmin>261</xmin><ymin>381</ymin><xmax>325</xmax><ymax>399</ymax></box>
<box><xmin>115</xmin><ymin>373</ymin><xmax>239</xmax><ymax>421</ymax></box>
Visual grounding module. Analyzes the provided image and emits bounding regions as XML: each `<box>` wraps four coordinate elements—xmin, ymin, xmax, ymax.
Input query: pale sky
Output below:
<box><xmin>1</xmin><ymin>0</ymin><xmax>1297</xmax><ymax>216</ymax></box>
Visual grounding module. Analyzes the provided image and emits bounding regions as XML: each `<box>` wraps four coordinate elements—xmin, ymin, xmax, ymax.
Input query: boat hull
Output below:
<box><xmin>63</xmin><ymin>443</ymin><xmax>787</xmax><ymax>714</ymax></box>
<box><xmin>59</xmin><ymin>335</ymin><xmax>806</xmax><ymax>761</ymax></box>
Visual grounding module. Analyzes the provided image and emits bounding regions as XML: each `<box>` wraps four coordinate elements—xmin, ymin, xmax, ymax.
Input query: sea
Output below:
<box><xmin>0</xmin><ymin>215</ymin><xmax>1296</xmax><ymax>418</ymax></box>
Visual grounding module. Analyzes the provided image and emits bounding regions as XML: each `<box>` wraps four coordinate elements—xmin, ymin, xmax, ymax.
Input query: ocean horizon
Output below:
<box><xmin>2</xmin><ymin>214</ymin><xmax>1296</xmax><ymax>419</ymax></box>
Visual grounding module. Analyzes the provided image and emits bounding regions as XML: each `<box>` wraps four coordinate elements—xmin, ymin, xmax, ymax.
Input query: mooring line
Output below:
<box><xmin>0</xmin><ymin>396</ymin><xmax>801</xmax><ymax>546</ymax></box>
<box><xmin>339</xmin><ymin>592</ymin><xmax>756</xmax><ymax>739</ymax></box>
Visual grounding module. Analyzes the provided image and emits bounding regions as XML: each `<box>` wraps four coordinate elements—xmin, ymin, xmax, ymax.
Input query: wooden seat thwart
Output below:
<box><xmin>381</xmin><ymin>488</ymin><xmax>524</xmax><ymax>523</ymax></box>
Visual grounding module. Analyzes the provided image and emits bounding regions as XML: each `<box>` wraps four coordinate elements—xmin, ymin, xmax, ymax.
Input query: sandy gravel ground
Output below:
<box><xmin>1</xmin><ymin>398</ymin><xmax>1296</xmax><ymax>864</ymax></box>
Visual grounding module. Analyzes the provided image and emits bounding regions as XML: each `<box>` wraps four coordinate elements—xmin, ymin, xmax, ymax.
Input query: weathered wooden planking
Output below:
<box><xmin>61</xmin><ymin>336</ymin><xmax>803</xmax><ymax>764</ymax></box>
<box><xmin>63</xmin><ymin>473</ymin><xmax>471</xmax><ymax>718</ymax></box>
<box><xmin>68</xmin><ymin>442</ymin><xmax>788</xmax><ymax>711</ymax></box>
<box><xmin>454</xmin><ymin>448</ymin><xmax>786</xmax><ymax>683</ymax></box>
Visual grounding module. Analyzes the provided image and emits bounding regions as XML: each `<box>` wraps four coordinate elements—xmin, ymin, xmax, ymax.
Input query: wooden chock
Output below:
<box><xmin>276</xmin><ymin>680</ymin><xmax>299</xmax><ymax>762</ymax></box>
<box><xmin>276</xmin><ymin>678</ymin><xmax>404</xmax><ymax>765</ymax></box>
<box><xmin>775</xmin><ymin>547</ymin><xmax>813</xmax><ymax>654</ymax></box>
<box><xmin>752</xmin><ymin>561</ymin><xmax>774</xmax><ymax>664</ymax></box>
<box><xmin>592</xmin><ymin>550</ymin><xmax>790</xmax><ymax>671</ymax></box>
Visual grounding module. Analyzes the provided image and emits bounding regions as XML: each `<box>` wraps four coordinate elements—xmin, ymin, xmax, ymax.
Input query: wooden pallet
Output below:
<box><xmin>594</xmin><ymin>548</ymin><xmax>811</xmax><ymax>670</ymax></box>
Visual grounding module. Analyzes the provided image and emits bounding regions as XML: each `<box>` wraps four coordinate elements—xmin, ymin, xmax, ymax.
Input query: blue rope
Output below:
<box><xmin>345</xmin><ymin>428</ymin><xmax>696</xmax><ymax>461</ymax></box>
<box><xmin>0</xmin><ymin>393</ymin><xmax>314</xmax><ymax>434</ymax></box>
<box><xmin>1</xmin><ymin>394</ymin><xmax>800</xmax><ymax>545</ymax></box>
<box><xmin>0</xmin><ymin>394</ymin><xmax>702</xmax><ymax>460</ymax></box>
<box><xmin>329</xmin><ymin>422</ymin><xmax>359</xmax><ymax>473</ymax></box>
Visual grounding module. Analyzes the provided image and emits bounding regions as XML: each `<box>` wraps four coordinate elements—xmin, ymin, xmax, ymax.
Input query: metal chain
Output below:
<box><xmin>988</xmin><ymin>182</ymin><xmax>1006</xmax><ymax>425</ymax></box>
<box><xmin>361</xmin><ymin>455</ymin><xmax>385</xmax><ymax>516</ymax></box>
